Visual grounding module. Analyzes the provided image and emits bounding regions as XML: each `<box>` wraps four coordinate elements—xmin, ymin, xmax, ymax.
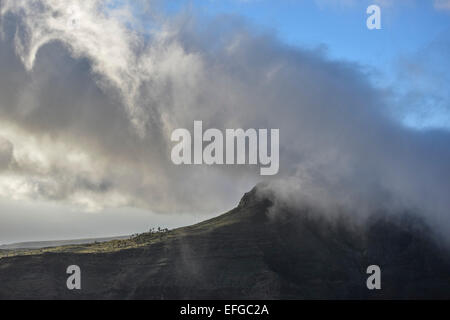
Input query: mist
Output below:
<box><xmin>0</xmin><ymin>0</ymin><xmax>449</xmax><ymax>241</ymax></box>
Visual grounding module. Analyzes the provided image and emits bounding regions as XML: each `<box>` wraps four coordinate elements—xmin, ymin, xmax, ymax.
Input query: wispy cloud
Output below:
<box><xmin>0</xmin><ymin>0</ymin><xmax>449</xmax><ymax>239</ymax></box>
<box><xmin>316</xmin><ymin>0</ymin><xmax>450</xmax><ymax>11</ymax></box>
<box><xmin>434</xmin><ymin>0</ymin><xmax>450</xmax><ymax>11</ymax></box>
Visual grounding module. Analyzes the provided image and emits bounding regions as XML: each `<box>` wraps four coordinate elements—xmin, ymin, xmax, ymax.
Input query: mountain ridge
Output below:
<box><xmin>0</xmin><ymin>187</ymin><xmax>449</xmax><ymax>299</ymax></box>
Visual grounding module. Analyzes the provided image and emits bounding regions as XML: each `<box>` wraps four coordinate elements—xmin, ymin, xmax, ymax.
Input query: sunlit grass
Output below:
<box><xmin>0</xmin><ymin>229</ymin><xmax>174</xmax><ymax>259</ymax></box>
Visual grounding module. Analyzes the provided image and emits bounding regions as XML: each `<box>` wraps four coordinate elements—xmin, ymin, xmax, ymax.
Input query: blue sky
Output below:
<box><xmin>179</xmin><ymin>1</ymin><xmax>449</xmax><ymax>67</ymax></box>
<box><xmin>163</xmin><ymin>0</ymin><xmax>450</xmax><ymax>130</ymax></box>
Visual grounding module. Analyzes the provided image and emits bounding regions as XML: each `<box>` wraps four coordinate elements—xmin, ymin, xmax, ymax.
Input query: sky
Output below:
<box><xmin>166</xmin><ymin>0</ymin><xmax>450</xmax><ymax>129</ymax></box>
<box><xmin>171</xmin><ymin>0</ymin><xmax>449</xmax><ymax>71</ymax></box>
<box><xmin>0</xmin><ymin>0</ymin><xmax>449</xmax><ymax>244</ymax></box>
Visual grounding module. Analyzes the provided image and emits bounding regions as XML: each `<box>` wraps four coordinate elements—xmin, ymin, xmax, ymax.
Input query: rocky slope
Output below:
<box><xmin>0</xmin><ymin>188</ymin><xmax>449</xmax><ymax>299</ymax></box>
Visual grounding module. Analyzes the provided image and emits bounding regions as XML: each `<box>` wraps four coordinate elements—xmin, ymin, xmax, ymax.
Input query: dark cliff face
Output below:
<box><xmin>0</xmin><ymin>188</ymin><xmax>449</xmax><ymax>300</ymax></box>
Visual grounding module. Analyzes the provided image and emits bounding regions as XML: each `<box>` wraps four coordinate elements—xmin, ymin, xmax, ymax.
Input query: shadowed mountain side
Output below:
<box><xmin>0</xmin><ymin>188</ymin><xmax>449</xmax><ymax>300</ymax></box>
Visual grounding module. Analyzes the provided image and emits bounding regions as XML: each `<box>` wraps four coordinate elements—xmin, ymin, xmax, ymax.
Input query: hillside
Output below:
<box><xmin>0</xmin><ymin>236</ymin><xmax>130</xmax><ymax>250</ymax></box>
<box><xmin>0</xmin><ymin>188</ymin><xmax>449</xmax><ymax>299</ymax></box>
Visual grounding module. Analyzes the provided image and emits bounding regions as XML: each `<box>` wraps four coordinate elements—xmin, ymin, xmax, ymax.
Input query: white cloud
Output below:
<box><xmin>434</xmin><ymin>0</ymin><xmax>450</xmax><ymax>11</ymax></box>
<box><xmin>0</xmin><ymin>0</ymin><xmax>449</xmax><ymax>241</ymax></box>
<box><xmin>316</xmin><ymin>0</ymin><xmax>449</xmax><ymax>11</ymax></box>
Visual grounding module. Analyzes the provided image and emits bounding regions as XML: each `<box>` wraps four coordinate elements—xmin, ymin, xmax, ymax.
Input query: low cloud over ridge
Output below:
<box><xmin>0</xmin><ymin>0</ymin><xmax>449</xmax><ymax>237</ymax></box>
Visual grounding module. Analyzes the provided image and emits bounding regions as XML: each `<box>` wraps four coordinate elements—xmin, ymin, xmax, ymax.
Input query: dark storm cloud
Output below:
<box><xmin>0</xmin><ymin>0</ymin><xmax>449</xmax><ymax>239</ymax></box>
